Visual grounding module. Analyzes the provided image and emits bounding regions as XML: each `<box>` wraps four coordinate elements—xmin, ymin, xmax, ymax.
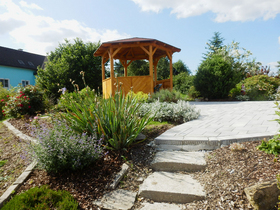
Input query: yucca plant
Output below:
<box><xmin>62</xmin><ymin>77</ymin><xmax>153</xmax><ymax>151</ymax></box>
<box><xmin>94</xmin><ymin>90</ymin><xmax>153</xmax><ymax>151</ymax></box>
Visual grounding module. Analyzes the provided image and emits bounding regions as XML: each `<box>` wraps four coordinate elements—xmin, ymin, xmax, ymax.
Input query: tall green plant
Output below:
<box><xmin>94</xmin><ymin>90</ymin><xmax>153</xmax><ymax>151</ymax></box>
<box><xmin>62</xmin><ymin>79</ymin><xmax>153</xmax><ymax>151</ymax></box>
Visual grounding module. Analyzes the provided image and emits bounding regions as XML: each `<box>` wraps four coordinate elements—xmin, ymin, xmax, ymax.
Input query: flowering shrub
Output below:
<box><xmin>29</xmin><ymin>119</ymin><xmax>104</xmax><ymax>173</ymax></box>
<box><xmin>0</xmin><ymin>84</ymin><xmax>10</xmax><ymax>120</ymax></box>
<box><xmin>3</xmin><ymin>85</ymin><xmax>45</xmax><ymax>118</ymax></box>
<box><xmin>4</xmin><ymin>92</ymin><xmax>31</xmax><ymax>118</ymax></box>
<box><xmin>138</xmin><ymin>100</ymin><xmax>200</xmax><ymax>123</ymax></box>
<box><xmin>57</xmin><ymin>86</ymin><xmax>98</xmax><ymax>112</ymax></box>
<box><xmin>229</xmin><ymin>75</ymin><xmax>280</xmax><ymax>101</ymax></box>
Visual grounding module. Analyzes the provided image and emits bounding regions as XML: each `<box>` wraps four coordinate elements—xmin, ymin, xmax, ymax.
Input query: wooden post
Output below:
<box><xmin>154</xmin><ymin>58</ymin><xmax>160</xmax><ymax>87</ymax></box>
<box><xmin>168</xmin><ymin>52</ymin><xmax>173</xmax><ymax>90</ymax></box>
<box><xmin>149</xmin><ymin>45</ymin><xmax>154</xmax><ymax>94</ymax></box>
<box><xmin>109</xmin><ymin>48</ymin><xmax>115</xmax><ymax>96</ymax></box>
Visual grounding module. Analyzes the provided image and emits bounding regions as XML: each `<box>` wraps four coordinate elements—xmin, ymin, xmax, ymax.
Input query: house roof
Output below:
<box><xmin>0</xmin><ymin>46</ymin><xmax>46</xmax><ymax>71</ymax></box>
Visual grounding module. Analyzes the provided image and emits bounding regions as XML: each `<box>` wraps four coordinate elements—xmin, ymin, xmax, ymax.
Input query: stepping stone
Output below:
<box><xmin>139</xmin><ymin>171</ymin><xmax>205</xmax><ymax>203</ymax></box>
<box><xmin>93</xmin><ymin>189</ymin><xmax>137</xmax><ymax>210</ymax></box>
<box><xmin>151</xmin><ymin>151</ymin><xmax>206</xmax><ymax>172</ymax></box>
<box><xmin>138</xmin><ymin>202</ymin><xmax>183</xmax><ymax>210</ymax></box>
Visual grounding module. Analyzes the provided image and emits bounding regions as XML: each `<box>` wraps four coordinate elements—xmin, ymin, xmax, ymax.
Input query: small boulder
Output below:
<box><xmin>244</xmin><ymin>179</ymin><xmax>280</xmax><ymax>210</ymax></box>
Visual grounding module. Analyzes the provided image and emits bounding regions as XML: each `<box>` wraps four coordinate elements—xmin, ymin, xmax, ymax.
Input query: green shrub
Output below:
<box><xmin>126</xmin><ymin>91</ymin><xmax>148</xmax><ymax>103</ymax></box>
<box><xmin>138</xmin><ymin>100</ymin><xmax>200</xmax><ymax>123</ymax></box>
<box><xmin>173</xmin><ymin>72</ymin><xmax>194</xmax><ymax>94</ymax></box>
<box><xmin>57</xmin><ymin>86</ymin><xmax>98</xmax><ymax>111</ymax></box>
<box><xmin>3</xmin><ymin>85</ymin><xmax>45</xmax><ymax>118</ymax></box>
<box><xmin>188</xmin><ymin>86</ymin><xmax>200</xmax><ymax>99</ymax></box>
<box><xmin>257</xmin><ymin>101</ymin><xmax>280</xmax><ymax>156</ymax></box>
<box><xmin>194</xmin><ymin>54</ymin><xmax>242</xmax><ymax>99</ymax></box>
<box><xmin>29</xmin><ymin>119</ymin><xmax>103</xmax><ymax>173</ymax></box>
<box><xmin>0</xmin><ymin>84</ymin><xmax>10</xmax><ymax>120</ymax></box>
<box><xmin>148</xmin><ymin>89</ymin><xmax>183</xmax><ymax>103</ymax></box>
<box><xmin>230</xmin><ymin>75</ymin><xmax>280</xmax><ymax>101</ymax></box>
<box><xmin>2</xmin><ymin>185</ymin><xmax>78</xmax><ymax>210</ymax></box>
<box><xmin>257</xmin><ymin>138</ymin><xmax>280</xmax><ymax>156</ymax></box>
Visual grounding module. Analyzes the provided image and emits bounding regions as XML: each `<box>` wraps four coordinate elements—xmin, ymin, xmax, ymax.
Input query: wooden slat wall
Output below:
<box><xmin>102</xmin><ymin>78</ymin><xmax>112</xmax><ymax>99</ymax></box>
<box><xmin>156</xmin><ymin>79</ymin><xmax>171</xmax><ymax>89</ymax></box>
<box><xmin>103</xmin><ymin>76</ymin><xmax>153</xmax><ymax>98</ymax></box>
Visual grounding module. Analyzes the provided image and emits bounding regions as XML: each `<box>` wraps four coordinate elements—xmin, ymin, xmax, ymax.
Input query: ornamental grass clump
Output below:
<box><xmin>2</xmin><ymin>185</ymin><xmax>78</xmax><ymax>210</ymax></box>
<box><xmin>62</xmin><ymin>74</ymin><xmax>153</xmax><ymax>151</ymax></box>
<box><xmin>138</xmin><ymin>100</ymin><xmax>200</xmax><ymax>123</ymax></box>
<box><xmin>93</xmin><ymin>90</ymin><xmax>153</xmax><ymax>151</ymax></box>
<box><xmin>29</xmin><ymin>119</ymin><xmax>103</xmax><ymax>173</ymax></box>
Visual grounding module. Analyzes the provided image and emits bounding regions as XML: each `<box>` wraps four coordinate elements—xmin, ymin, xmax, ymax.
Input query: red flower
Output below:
<box><xmin>20</xmin><ymin>91</ymin><xmax>23</xmax><ymax>94</ymax></box>
<box><xmin>24</xmin><ymin>96</ymin><xmax>27</xmax><ymax>99</ymax></box>
<box><xmin>2</xmin><ymin>110</ymin><xmax>4</xmax><ymax>113</ymax></box>
<box><xmin>7</xmin><ymin>95</ymin><xmax>9</xmax><ymax>97</ymax></box>
<box><xmin>19</xmin><ymin>104</ymin><xmax>23</xmax><ymax>107</ymax></box>
<box><xmin>28</xmin><ymin>106</ymin><xmax>31</xmax><ymax>109</ymax></box>
<box><xmin>1</xmin><ymin>99</ymin><xmax>4</xmax><ymax>102</ymax></box>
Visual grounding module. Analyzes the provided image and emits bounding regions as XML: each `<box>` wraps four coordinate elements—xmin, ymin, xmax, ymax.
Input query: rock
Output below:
<box><xmin>107</xmin><ymin>163</ymin><xmax>129</xmax><ymax>190</ymax></box>
<box><xmin>244</xmin><ymin>179</ymin><xmax>280</xmax><ymax>210</ymax></box>
<box><xmin>138</xmin><ymin>202</ymin><xmax>182</xmax><ymax>210</ymax></box>
<box><xmin>93</xmin><ymin>189</ymin><xmax>137</xmax><ymax>210</ymax></box>
<box><xmin>136</xmin><ymin>133</ymin><xmax>146</xmax><ymax>141</ymax></box>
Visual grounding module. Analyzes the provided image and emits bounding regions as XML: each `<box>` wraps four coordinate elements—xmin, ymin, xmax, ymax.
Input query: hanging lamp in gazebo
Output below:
<box><xmin>93</xmin><ymin>37</ymin><xmax>181</xmax><ymax>98</ymax></box>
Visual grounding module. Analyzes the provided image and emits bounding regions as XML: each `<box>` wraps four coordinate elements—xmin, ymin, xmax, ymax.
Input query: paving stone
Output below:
<box><xmin>138</xmin><ymin>202</ymin><xmax>183</xmax><ymax>210</ymax></box>
<box><xmin>151</xmin><ymin>151</ymin><xmax>206</xmax><ymax>172</ymax></box>
<box><xmin>93</xmin><ymin>189</ymin><xmax>137</xmax><ymax>210</ymax></box>
<box><xmin>155</xmin><ymin>101</ymin><xmax>279</xmax><ymax>149</ymax></box>
<box><xmin>139</xmin><ymin>171</ymin><xmax>205</xmax><ymax>203</ymax></box>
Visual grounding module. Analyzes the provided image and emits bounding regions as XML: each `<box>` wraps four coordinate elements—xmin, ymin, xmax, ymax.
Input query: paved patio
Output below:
<box><xmin>155</xmin><ymin>101</ymin><xmax>280</xmax><ymax>151</ymax></box>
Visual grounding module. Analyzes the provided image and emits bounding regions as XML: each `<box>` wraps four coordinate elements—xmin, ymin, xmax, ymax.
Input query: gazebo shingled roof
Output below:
<box><xmin>94</xmin><ymin>37</ymin><xmax>181</xmax><ymax>98</ymax></box>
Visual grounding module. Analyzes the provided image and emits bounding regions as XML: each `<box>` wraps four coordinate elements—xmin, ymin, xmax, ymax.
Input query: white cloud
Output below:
<box><xmin>19</xmin><ymin>1</ymin><xmax>43</xmax><ymax>10</ymax></box>
<box><xmin>267</xmin><ymin>61</ymin><xmax>279</xmax><ymax>74</ymax></box>
<box><xmin>132</xmin><ymin>0</ymin><xmax>280</xmax><ymax>22</ymax></box>
<box><xmin>0</xmin><ymin>0</ymin><xmax>128</xmax><ymax>55</ymax></box>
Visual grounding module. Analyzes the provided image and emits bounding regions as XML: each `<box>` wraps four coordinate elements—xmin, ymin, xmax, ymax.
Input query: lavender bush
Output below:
<box><xmin>29</xmin><ymin>119</ymin><xmax>104</xmax><ymax>173</ymax></box>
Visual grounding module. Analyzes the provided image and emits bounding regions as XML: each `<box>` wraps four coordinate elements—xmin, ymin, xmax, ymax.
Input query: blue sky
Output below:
<box><xmin>0</xmin><ymin>0</ymin><xmax>279</xmax><ymax>74</ymax></box>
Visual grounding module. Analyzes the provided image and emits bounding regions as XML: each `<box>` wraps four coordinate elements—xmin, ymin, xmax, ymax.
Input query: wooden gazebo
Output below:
<box><xmin>93</xmin><ymin>37</ymin><xmax>181</xmax><ymax>98</ymax></box>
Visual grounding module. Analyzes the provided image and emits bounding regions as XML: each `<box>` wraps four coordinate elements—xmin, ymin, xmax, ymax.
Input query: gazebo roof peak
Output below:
<box><xmin>94</xmin><ymin>37</ymin><xmax>181</xmax><ymax>58</ymax></box>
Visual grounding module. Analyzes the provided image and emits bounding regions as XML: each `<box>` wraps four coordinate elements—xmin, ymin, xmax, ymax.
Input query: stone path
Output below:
<box><xmin>94</xmin><ymin>101</ymin><xmax>280</xmax><ymax>209</ymax></box>
<box><xmin>156</xmin><ymin>101</ymin><xmax>280</xmax><ymax>151</ymax></box>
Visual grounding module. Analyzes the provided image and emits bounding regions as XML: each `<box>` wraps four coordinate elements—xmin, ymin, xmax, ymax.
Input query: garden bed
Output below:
<box><xmin>3</xmin><ymin>118</ymin><xmax>280</xmax><ymax>209</ymax></box>
<box><xmin>4</xmin><ymin>118</ymin><xmax>174</xmax><ymax>209</ymax></box>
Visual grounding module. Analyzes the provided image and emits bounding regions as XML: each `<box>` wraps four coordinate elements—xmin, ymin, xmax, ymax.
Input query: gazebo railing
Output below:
<box><xmin>102</xmin><ymin>76</ymin><xmax>171</xmax><ymax>98</ymax></box>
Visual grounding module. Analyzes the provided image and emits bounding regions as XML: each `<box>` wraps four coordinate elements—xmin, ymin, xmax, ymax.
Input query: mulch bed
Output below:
<box><xmin>5</xmin><ymin>117</ymin><xmax>173</xmax><ymax>209</ymax></box>
<box><xmin>4</xmin><ymin>117</ymin><xmax>280</xmax><ymax>209</ymax></box>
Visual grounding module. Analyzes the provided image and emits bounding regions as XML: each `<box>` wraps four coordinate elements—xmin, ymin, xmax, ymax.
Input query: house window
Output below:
<box><xmin>0</xmin><ymin>79</ymin><xmax>9</xmax><ymax>88</ymax></box>
<box><xmin>28</xmin><ymin>61</ymin><xmax>34</xmax><ymax>66</ymax></box>
<box><xmin>18</xmin><ymin>60</ymin><xmax>25</xmax><ymax>65</ymax></box>
<box><xmin>22</xmin><ymin>80</ymin><xmax>29</xmax><ymax>87</ymax></box>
